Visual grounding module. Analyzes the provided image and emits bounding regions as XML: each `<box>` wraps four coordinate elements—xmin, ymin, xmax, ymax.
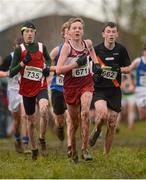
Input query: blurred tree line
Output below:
<box><xmin>0</xmin><ymin>0</ymin><xmax>146</xmax><ymax>60</ymax></box>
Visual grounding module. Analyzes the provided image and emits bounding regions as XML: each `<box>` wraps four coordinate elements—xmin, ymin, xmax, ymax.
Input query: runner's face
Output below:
<box><xmin>102</xmin><ymin>26</ymin><xmax>118</xmax><ymax>44</ymax></box>
<box><xmin>23</xmin><ymin>28</ymin><xmax>36</xmax><ymax>43</ymax></box>
<box><xmin>69</xmin><ymin>21</ymin><xmax>84</xmax><ymax>41</ymax></box>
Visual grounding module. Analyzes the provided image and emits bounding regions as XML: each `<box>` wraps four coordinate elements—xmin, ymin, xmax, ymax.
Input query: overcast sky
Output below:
<box><xmin>0</xmin><ymin>0</ymin><xmax>118</xmax><ymax>32</ymax></box>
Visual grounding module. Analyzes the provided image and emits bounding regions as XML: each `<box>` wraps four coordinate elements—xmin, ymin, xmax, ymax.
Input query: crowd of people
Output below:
<box><xmin>0</xmin><ymin>17</ymin><xmax>146</xmax><ymax>163</ymax></box>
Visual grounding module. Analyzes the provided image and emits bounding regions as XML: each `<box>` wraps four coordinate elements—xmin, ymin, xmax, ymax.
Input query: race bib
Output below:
<box><xmin>56</xmin><ymin>75</ymin><xmax>64</xmax><ymax>86</ymax></box>
<box><xmin>102</xmin><ymin>69</ymin><xmax>117</xmax><ymax>80</ymax></box>
<box><xmin>140</xmin><ymin>76</ymin><xmax>146</xmax><ymax>86</ymax></box>
<box><xmin>23</xmin><ymin>66</ymin><xmax>42</xmax><ymax>81</ymax></box>
<box><xmin>72</xmin><ymin>66</ymin><xmax>89</xmax><ymax>77</ymax></box>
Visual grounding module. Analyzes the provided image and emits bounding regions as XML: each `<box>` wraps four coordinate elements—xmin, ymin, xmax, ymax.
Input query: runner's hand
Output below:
<box><xmin>76</xmin><ymin>54</ymin><xmax>87</xmax><ymax>67</ymax></box>
<box><xmin>93</xmin><ymin>63</ymin><xmax>102</xmax><ymax>76</ymax></box>
<box><xmin>43</xmin><ymin>67</ymin><xmax>50</xmax><ymax>77</ymax></box>
<box><xmin>93</xmin><ymin>73</ymin><xmax>102</xmax><ymax>83</ymax></box>
<box><xmin>23</xmin><ymin>51</ymin><xmax>32</xmax><ymax>64</ymax></box>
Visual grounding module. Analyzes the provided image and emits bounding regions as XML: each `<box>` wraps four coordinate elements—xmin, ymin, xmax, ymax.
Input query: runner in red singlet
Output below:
<box><xmin>56</xmin><ymin>17</ymin><xmax>99</xmax><ymax>162</ymax></box>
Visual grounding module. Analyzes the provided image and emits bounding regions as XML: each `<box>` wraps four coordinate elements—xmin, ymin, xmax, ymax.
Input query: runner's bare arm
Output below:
<box><xmin>86</xmin><ymin>39</ymin><xmax>99</xmax><ymax>64</ymax></box>
<box><xmin>56</xmin><ymin>43</ymin><xmax>78</xmax><ymax>74</ymax></box>
<box><xmin>48</xmin><ymin>47</ymin><xmax>59</xmax><ymax>82</ymax></box>
<box><xmin>121</xmin><ymin>58</ymin><xmax>140</xmax><ymax>73</ymax></box>
<box><xmin>50</xmin><ymin>47</ymin><xmax>59</xmax><ymax>65</ymax></box>
<box><xmin>0</xmin><ymin>70</ymin><xmax>9</xmax><ymax>77</ymax></box>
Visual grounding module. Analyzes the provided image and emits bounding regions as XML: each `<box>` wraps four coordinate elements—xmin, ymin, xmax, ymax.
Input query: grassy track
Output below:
<box><xmin>1</xmin><ymin>121</ymin><xmax>146</xmax><ymax>179</ymax></box>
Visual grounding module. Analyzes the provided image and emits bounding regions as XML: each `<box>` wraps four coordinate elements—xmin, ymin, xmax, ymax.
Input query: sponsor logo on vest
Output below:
<box><xmin>113</xmin><ymin>53</ymin><xmax>119</xmax><ymax>55</ymax></box>
<box><xmin>105</xmin><ymin>57</ymin><xmax>114</xmax><ymax>61</ymax></box>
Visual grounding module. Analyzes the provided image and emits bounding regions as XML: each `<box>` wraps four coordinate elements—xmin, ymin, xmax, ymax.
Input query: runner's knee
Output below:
<box><xmin>81</xmin><ymin>109</ymin><xmax>89</xmax><ymax>120</ymax></box>
<box><xmin>39</xmin><ymin>99</ymin><xmax>48</xmax><ymax>115</ymax></box>
<box><xmin>21</xmin><ymin>113</ymin><xmax>27</xmax><ymax>121</ymax></box>
<box><xmin>27</xmin><ymin>115</ymin><xmax>36</xmax><ymax>127</ymax></box>
<box><xmin>108</xmin><ymin>119</ymin><xmax>117</xmax><ymax>128</ymax></box>
<box><xmin>98</xmin><ymin>110</ymin><xmax>108</xmax><ymax>121</ymax></box>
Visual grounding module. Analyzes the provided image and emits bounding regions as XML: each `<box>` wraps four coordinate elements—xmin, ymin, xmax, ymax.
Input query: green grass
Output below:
<box><xmin>1</xmin><ymin>121</ymin><xmax>146</xmax><ymax>179</ymax></box>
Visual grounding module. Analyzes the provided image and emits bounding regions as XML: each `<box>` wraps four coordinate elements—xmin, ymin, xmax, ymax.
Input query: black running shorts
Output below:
<box><xmin>23</xmin><ymin>89</ymin><xmax>48</xmax><ymax>115</ymax></box>
<box><xmin>51</xmin><ymin>89</ymin><xmax>67</xmax><ymax>115</ymax></box>
<box><xmin>93</xmin><ymin>87</ymin><xmax>122</xmax><ymax>113</ymax></box>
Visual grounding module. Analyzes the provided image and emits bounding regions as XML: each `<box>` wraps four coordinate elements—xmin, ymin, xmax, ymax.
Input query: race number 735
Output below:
<box><xmin>23</xmin><ymin>66</ymin><xmax>43</xmax><ymax>81</ymax></box>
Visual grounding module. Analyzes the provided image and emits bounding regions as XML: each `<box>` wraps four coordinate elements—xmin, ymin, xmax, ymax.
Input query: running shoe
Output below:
<box><xmin>56</xmin><ymin>127</ymin><xmax>65</xmax><ymax>141</ymax></box>
<box><xmin>14</xmin><ymin>140</ymin><xmax>23</xmax><ymax>153</ymax></box>
<box><xmin>81</xmin><ymin>150</ymin><xmax>93</xmax><ymax>161</ymax></box>
<box><xmin>89</xmin><ymin>128</ymin><xmax>101</xmax><ymax>147</ymax></box>
<box><xmin>67</xmin><ymin>146</ymin><xmax>72</xmax><ymax>158</ymax></box>
<box><xmin>39</xmin><ymin>138</ymin><xmax>48</xmax><ymax>156</ymax></box>
<box><xmin>23</xmin><ymin>144</ymin><xmax>31</xmax><ymax>154</ymax></box>
<box><xmin>32</xmin><ymin>149</ymin><xmax>38</xmax><ymax>160</ymax></box>
<box><xmin>71</xmin><ymin>151</ymin><xmax>78</xmax><ymax>164</ymax></box>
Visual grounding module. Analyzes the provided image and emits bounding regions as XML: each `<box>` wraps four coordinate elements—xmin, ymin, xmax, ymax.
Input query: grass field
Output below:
<box><xmin>1</xmin><ymin>121</ymin><xmax>146</xmax><ymax>179</ymax></box>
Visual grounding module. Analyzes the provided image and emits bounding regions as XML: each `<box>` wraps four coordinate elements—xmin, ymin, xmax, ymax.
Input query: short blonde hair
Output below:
<box><xmin>68</xmin><ymin>17</ymin><xmax>85</xmax><ymax>30</ymax></box>
<box><xmin>60</xmin><ymin>21</ymin><xmax>69</xmax><ymax>38</ymax></box>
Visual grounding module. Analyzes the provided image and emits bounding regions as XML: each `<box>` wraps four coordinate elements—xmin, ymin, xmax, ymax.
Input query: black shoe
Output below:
<box><xmin>89</xmin><ymin>129</ymin><xmax>101</xmax><ymax>147</ymax></box>
<box><xmin>82</xmin><ymin>150</ymin><xmax>93</xmax><ymax>161</ymax></box>
<box><xmin>56</xmin><ymin>127</ymin><xmax>65</xmax><ymax>141</ymax></box>
<box><xmin>39</xmin><ymin>138</ymin><xmax>48</xmax><ymax>156</ymax></box>
<box><xmin>14</xmin><ymin>140</ymin><xmax>23</xmax><ymax>153</ymax></box>
<box><xmin>71</xmin><ymin>151</ymin><xmax>78</xmax><ymax>164</ymax></box>
<box><xmin>32</xmin><ymin>149</ymin><xmax>38</xmax><ymax>160</ymax></box>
